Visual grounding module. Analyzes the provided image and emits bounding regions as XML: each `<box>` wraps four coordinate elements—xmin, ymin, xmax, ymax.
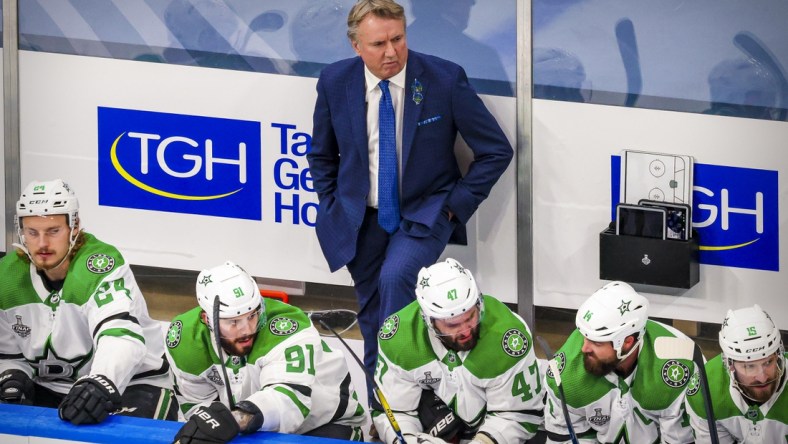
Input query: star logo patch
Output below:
<box><xmin>618</xmin><ymin>299</ymin><xmax>631</xmax><ymax>316</ymax></box>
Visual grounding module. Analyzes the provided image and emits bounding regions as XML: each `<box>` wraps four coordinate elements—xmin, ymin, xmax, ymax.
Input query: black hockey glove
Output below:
<box><xmin>173</xmin><ymin>402</ymin><xmax>240</xmax><ymax>444</ymax></box>
<box><xmin>0</xmin><ymin>369</ymin><xmax>35</xmax><ymax>405</ymax></box>
<box><xmin>58</xmin><ymin>374</ymin><xmax>122</xmax><ymax>425</ymax></box>
<box><xmin>233</xmin><ymin>400</ymin><xmax>264</xmax><ymax>434</ymax></box>
<box><xmin>418</xmin><ymin>389</ymin><xmax>462</xmax><ymax>441</ymax></box>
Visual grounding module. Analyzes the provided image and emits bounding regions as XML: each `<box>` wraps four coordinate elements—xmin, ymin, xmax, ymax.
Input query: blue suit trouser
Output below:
<box><xmin>346</xmin><ymin>207</ymin><xmax>456</xmax><ymax>403</ymax></box>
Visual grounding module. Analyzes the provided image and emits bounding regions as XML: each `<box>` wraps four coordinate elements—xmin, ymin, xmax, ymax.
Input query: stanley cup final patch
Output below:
<box><xmin>86</xmin><ymin>253</ymin><xmax>116</xmax><ymax>274</ymax></box>
<box><xmin>661</xmin><ymin>360</ymin><xmax>691</xmax><ymax>388</ymax></box>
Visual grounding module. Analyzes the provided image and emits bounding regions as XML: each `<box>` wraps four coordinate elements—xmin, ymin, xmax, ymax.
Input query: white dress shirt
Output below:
<box><xmin>364</xmin><ymin>65</ymin><xmax>406</xmax><ymax>208</ymax></box>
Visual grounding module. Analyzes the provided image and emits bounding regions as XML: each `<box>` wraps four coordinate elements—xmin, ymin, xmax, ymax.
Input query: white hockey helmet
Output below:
<box><xmin>15</xmin><ymin>179</ymin><xmax>80</xmax><ymax>231</ymax></box>
<box><xmin>720</xmin><ymin>305</ymin><xmax>785</xmax><ymax>399</ymax></box>
<box><xmin>720</xmin><ymin>305</ymin><xmax>783</xmax><ymax>363</ymax></box>
<box><xmin>15</xmin><ymin>179</ymin><xmax>82</xmax><ymax>260</ymax></box>
<box><xmin>415</xmin><ymin>258</ymin><xmax>483</xmax><ymax>328</ymax></box>
<box><xmin>196</xmin><ymin>261</ymin><xmax>264</xmax><ymax>330</ymax></box>
<box><xmin>576</xmin><ymin>281</ymin><xmax>649</xmax><ymax>359</ymax></box>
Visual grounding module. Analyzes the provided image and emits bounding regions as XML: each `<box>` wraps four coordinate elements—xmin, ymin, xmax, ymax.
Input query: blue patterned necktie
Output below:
<box><xmin>377</xmin><ymin>80</ymin><xmax>400</xmax><ymax>233</ymax></box>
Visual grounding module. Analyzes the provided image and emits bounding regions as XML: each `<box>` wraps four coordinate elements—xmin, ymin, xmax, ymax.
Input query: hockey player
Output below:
<box><xmin>372</xmin><ymin>258</ymin><xmax>544</xmax><ymax>444</ymax></box>
<box><xmin>685</xmin><ymin>304</ymin><xmax>787</xmax><ymax>442</ymax></box>
<box><xmin>166</xmin><ymin>261</ymin><xmax>366</xmax><ymax>443</ymax></box>
<box><xmin>0</xmin><ymin>179</ymin><xmax>176</xmax><ymax>424</ymax></box>
<box><xmin>544</xmin><ymin>281</ymin><xmax>695</xmax><ymax>443</ymax></box>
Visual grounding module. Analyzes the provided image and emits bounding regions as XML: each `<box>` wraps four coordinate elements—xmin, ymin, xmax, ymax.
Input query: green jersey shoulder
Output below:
<box><xmin>548</xmin><ymin>320</ymin><xmax>693</xmax><ymax>410</ymax></box>
<box><xmin>166</xmin><ymin>298</ymin><xmax>311</xmax><ymax>375</ymax></box>
<box><xmin>378</xmin><ymin>295</ymin><xmax>533</xmax><ymax>378</ymax></box>
<box><xmin>0</xmin><ymin>233</ymin><xmax>125</xmax><ymax>309</ymax></box>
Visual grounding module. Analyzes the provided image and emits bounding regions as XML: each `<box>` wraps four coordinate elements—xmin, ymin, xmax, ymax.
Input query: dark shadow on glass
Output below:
<box><xmin>407</xmin><ymin>0</ymin><xmax>514</xmax><ymax>96</ymax></box>
<box><xmin>614</xmin><ymin>18</ymin><xmax>641</xmax><ymax>108</ymax></box>
<box><xmin>704</xmin><ymin>54</ymin><xmax>784</xmax><ymax>121</ymax></box>
<box><xmin>290</xmin><ymin>1</ymin><xmax>356</xmax><ymax>77</ymax></box>
<box><xmin>533</xmin><ymin>47</ymin><xmax>587</xmax><ymax>103</ymax></box>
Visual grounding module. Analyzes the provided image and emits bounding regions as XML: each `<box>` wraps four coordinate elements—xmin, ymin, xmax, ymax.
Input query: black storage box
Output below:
<box><xmin>599</xmin><ymin>227</ymin><xmax>699</xmax><ymax>289</ymax></box>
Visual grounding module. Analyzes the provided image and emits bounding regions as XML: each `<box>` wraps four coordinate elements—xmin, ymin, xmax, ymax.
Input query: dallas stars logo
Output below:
<box><xmin>451</xmin><ymin>262</ymin><xmax>466</xmax><ymax>274</ymax></box>
<box><xmin>199</xmin><ymin>275</ymin><xmax>213</xmax><ymax>286</ymax></box>
<box><xmin>502</xmin><ymin>329</ymin><xmax>529</xmax><ymax>357</ymax></box>
<box><xmin>269</xmin><ymin>317</ymin><xmax>298</xmax><ymax>336</ymax></box>
<box><xmin>686</xmin><ymin>372</ymin><xmax>700</xmax><ymax>396</ymax></box>
<box><xmin>86</xmin><ymin>253</ymin><xmax>115</xmax><ymax>274</ymax></box>
<box><xmin>378</xmin><ymin>315</ymin><xmax>399</xmax><ymax>340</ymax></box>
<box><xmin>618</xmin><ymin>299</ymin><xmax>631</xmax><ymax>316</ymax></box>
<box><xmin>419</xmin><ymin>276</ymin><xmax>430</xmax><ymax>289</ymax></box>
<box><xmin>546</xmin><ymin>352</ymin><xmax>566</xmax><ymax>378</ymax></box>
<box><xmin>166</xmin><ymin>321</ymin><xmax>182</xmax><ymax>348</ymax></box>
<box><xmin>661</xmin><ymin>359</ymin><xmax>690</xmax><ymax>388</ymax></box>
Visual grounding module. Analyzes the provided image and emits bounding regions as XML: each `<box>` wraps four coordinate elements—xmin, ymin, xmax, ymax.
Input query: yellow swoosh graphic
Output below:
<box><xmin>110</xmin><ymin>133</ymin><xmax>242</xmax><ymax>201</ymax></box>
<box><xmin>699</xmin><ymin>238</ymin><xmax>759</xmax><ymax>251</ymax></box>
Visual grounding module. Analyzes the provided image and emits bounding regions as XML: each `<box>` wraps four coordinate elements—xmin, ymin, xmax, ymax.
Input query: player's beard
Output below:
<box><xmin>739</xmin><ymin>377</ymin><xmax>780</xmax><ymax>403</ymax></box>
<box><xmin>220</xmin><ymin>332</ymin><xmax>258</xmax><ymax>356</ymax></box>
<box><xmin>583</xmin><ymin>352</ymin><xmax>620</xmax><ymax>376</ymax></box>
<box><xmin>439</xmin><ymin>324</ymin><xmax>481</xmax><ymax>352</ymax></box>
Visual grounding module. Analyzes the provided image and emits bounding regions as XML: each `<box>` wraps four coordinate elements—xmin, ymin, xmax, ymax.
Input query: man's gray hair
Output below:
<box><xmin>347</xmin><ymin>0</ymin><xmax>406</xmax><ymax>42</ymax></box>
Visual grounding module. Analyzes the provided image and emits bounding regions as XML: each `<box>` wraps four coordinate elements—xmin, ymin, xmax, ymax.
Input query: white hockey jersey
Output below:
<box><xmin>0</xmin><ymin>234</ymin><xmax>170</xmax><ymax>395</ymax></box>
<box><xmin>544</xmin><ymin>321</ymin><xmax>696</xmax><ymax>444</ymax></box>
<box><xmin>685</xmin><ymin>353</ymin><xmax>788</xmax><ymax>443</ymax></box>
<box><xmin>373</xmin><ymin>296</ymin><xmax>544</xmax><ymax>444</ymax></box>
<box><xmin>165</xmin><ymin>300</ymin><xmax>366</xmax><ymax>436</ymax></box>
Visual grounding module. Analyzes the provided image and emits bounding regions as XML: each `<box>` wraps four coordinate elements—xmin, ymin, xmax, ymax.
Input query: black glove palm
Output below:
<box><xmin>0</xmin><ymin>369</ymin><xmax>35</xmax><ymax>405</ymax></box>
<box><xmin>418</xmin><ymin>389</ymin><xmax>463</xmax><ymax>441</ymax></box>
<box><xmin>173</xmin><ymin>402</ymin><xmax>240</xmax><ymax>444</ymax></box>
<box><xmin>58</xmin><ymin>374</ymin><xmax>122</xmax><ymax>425</ymax></box>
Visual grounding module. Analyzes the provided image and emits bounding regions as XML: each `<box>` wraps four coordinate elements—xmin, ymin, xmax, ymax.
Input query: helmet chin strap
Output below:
<box><xmin>616</xmin><ymin>334</ymin><xmax>643</xmax><ymax>361</ymax></box>
<box><xmin>730</xmin><ymin>355</ymin><xmax>786</xmax><ymax>402</ymax></box>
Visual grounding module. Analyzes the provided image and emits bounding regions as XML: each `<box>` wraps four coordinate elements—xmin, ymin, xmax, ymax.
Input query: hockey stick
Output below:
<box><xmin>536</xmin><ymin>336</ymin><xmax>579</xmax><ymax>444</ymax></box>
<box><xmin>213</xmin><ymin>296</ymin><xmax>236</xmax><ymax>410</ymax></box>
<box><xmin>653</xmin><ymin>337</ymin><xmax>719</xmax><ymax>444</ymax></box>
<box><xmin>615</xmin><ymin>18</ymin><xmax>642</xmax><ymax>108</ymax></box>
<box><xmin>318</xmin><ymin>320</ymin><xmax>406</xmax><ymax>444</ymax></box>
<box><xmin>733</xmin><ymin>31</ymin><xmax>788</xmax><ymax>121</ymax></box>
<box><xmin>309</xmin><ymin>309</ymin><xmax>359</xmax><ymax>337</ymax></box>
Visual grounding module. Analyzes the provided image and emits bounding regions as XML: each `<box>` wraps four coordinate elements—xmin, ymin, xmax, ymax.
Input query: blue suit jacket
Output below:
<box><xmin>308</xmin><ymin>50</ymin><xmax>513</xmax><ymax>272</ymax></box>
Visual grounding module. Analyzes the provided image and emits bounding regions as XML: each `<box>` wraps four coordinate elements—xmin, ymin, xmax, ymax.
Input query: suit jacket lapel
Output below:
<box><xmin>402</xmin><ymin>53</ymin><xmax>425</xmax><ymax>173</ymax></box>
<box><xmin>346</xmin><ymin>59</ymin><xmax>370</xmax><ymax>175</ymax></box>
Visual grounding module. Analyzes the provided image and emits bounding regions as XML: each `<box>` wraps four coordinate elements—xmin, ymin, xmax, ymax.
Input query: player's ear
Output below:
<box><xmin>200</xmin><ymin>311</ymin><xmax>209</xmax><ymax>325</ymax></box>
<box><xmin>623</xmin><ymin>334</ymin><xmax>637</xmax><ymax>350</ymax></box>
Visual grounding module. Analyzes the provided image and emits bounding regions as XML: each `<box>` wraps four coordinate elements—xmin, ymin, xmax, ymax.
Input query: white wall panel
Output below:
<box><xmin>18</xmin><ymin>51</ymin><xmax>517</xmax><ymax>302</ymax></box>
<box><xmin>533</xmin><ymin>99</ymin><xmax>788</xmax><ymax>328</ymax></box>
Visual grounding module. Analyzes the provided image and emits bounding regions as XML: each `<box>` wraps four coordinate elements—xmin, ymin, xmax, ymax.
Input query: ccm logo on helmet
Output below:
<box><xmin>745</xmin><ymin>346</ymin><xmax>766</xmax><ymax>353</ymax></box>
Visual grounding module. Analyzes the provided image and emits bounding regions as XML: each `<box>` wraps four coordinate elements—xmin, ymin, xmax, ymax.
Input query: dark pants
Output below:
<box><xmin>305</xmin><ymin>423</ymin><xmax>363</xmax><ymax>441</ymax></box>
<box><xmin>346</xmin><ymin>207</ymin><xmax>456</xmax><ymax>401</ymax></box>
<box><xmin>33</xmin><ymin>382</ymin><xmax>178</xmax><ymax>420</ymax></box>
